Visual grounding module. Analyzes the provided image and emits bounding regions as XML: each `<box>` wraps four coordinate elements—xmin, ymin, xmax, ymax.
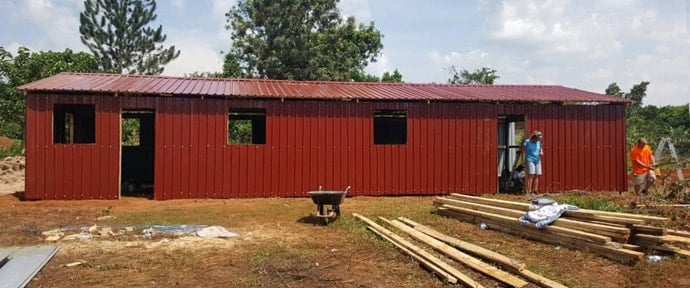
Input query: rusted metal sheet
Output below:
<box><xmin>20</xmin><ymin>73</ymin><xmax>629</xmax><ymax>104</ymax></box>
<box><xmin>24</xmin><ymin>94</ymin><xmax>628</xmax><ymax>200</ymax></box>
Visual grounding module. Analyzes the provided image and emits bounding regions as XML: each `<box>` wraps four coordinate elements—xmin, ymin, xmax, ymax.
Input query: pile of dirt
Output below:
<box><xmin>0</xmin><ymin>156</ymin><xmax>25</xmax><ymax>195</ymax></box>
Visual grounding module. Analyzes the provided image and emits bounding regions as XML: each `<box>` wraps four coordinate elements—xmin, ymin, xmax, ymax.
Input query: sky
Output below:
<box><xmin>0</xmin><ymin>0</ymin><xmax>688</xmax><ymax>106</ymax></box>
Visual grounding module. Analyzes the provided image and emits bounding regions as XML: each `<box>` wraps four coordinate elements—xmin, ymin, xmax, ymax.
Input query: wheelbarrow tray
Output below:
<box><xmin>307</xmin><ymin>191</ymin><xmax>347</xmax><ymax>206</ymax></box>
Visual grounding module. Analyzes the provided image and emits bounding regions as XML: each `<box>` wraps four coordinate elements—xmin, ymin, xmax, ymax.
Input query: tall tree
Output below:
<box><xmin>447</xmin><ymin>66</ymin><xmax>499</xmax><ymax>84</ymax></box>
<box><xmin>0</xmin><ymin>47</ymin><xmax>100</xmax><ymax>139</ymax></box>
<box><xmin>79</xmin><ymin>0</ymin><xmax>180</xmax><ymax>74</ymax></box>
<box><xmin>350</xmin><ymin>68</ymin><xmax>403</xmax><ymax>83</ymax></box>
<box><xmin>381</xmin><ymin>69</ymin><xmax>403</xmax><ymax>83</ymax></box>
<box><xmin>225</xmin><ymin>0</ymin><xmax>383</xmax><ymax>81</ymax></box>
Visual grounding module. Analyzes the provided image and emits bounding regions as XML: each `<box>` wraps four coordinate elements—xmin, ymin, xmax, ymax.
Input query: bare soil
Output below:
<box><xmin>0</xmin><ymin>156</ymin><xmax>24</xmax><ymax>195</ymax></box>
<box><xmin>1</xmin><ymin>192</ymin><xmax>690</xmax><ymax>288</ymax></box>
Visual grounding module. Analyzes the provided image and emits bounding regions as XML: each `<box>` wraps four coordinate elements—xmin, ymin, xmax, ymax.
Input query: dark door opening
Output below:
<box><xmin>498</xmin><ymin>115</ymin><xmax>525</xmax><ymax>193</ymax></box>
<box><xmin>120</xmin><ymin>110</ymin><xmax>155</xmax><ymax>199</ymax></box>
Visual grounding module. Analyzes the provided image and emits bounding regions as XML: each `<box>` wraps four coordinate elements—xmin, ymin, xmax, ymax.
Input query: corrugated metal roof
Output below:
<box><xmin>18</xmin><ymin>72</ymin><xmax>629</xmax><ymax>103</ymax></box>
<box><xmin>0</xmin><ymin>245</ymin><xmax>59</xmax><ymax>288</ymax></box>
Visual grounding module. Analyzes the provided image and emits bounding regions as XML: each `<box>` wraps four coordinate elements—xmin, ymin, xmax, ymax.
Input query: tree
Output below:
<box><xmin>79</xmin><ymin>0</ymin><xmax>180</xmax><ymax>74</ymax></box>
<box><xmin>222</xmin><ymin>52</ymin><xmax>243</xmax><ymax>78</ymax></box>
<box><xmin>606</xmin><ymin>81</ymin><xmax>690</xmax><ymax>156</ymax></box>
<box><xmin>225</xmin><ymin>0</ymin><xmax>383</xmax><ymax>81</ymax></box>
<box><xmin>381</xmin><ymin>69</ymin><xmax>403</xmax><ymax>83</ymax></box>
<box><xmin>0</xmin><ymin>47</ymin><xmax>100</xmax><ymax>139</ymax></box>
<box><xmin>447</xmin><ymin>66</ymin><xmax>499</xmax><ymax>84</ymax></box>
<box><xmin>350</xmin><ymin>68</ymin><xmax>403</xmax><ymax>83</ymax></box>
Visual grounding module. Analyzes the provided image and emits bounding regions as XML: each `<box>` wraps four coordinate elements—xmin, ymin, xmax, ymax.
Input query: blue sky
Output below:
<box><xmin>0</xmin><ymin>0</ymin><xmax>688</xmax><ymax>106</ymax></box>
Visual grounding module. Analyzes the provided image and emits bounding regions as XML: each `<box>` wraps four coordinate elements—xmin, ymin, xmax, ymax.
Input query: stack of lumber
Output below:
<box><xmin>434</xmin><ymin>193</ymin><xmax>690</xmax><ymax>264</ymax></box>
<box><xmin>353</xmin><ymin>213</ymin><xmax>567</xmax><ymax>288</ymax></box>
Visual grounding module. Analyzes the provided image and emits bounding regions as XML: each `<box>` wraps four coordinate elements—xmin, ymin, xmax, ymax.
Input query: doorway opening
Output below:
<box><xmin>498</xmin><ymin>115</ymin><xmax>525</xmax><ymax>193</ymax></box>
<box><xmin>120</xmin><ymin>110</ymin><xmax>155</xmax><ymax>199</ymax></box>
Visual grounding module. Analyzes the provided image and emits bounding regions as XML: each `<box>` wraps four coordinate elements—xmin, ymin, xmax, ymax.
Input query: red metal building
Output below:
<box><xmin>19</xmin><ymin>73</ymin><xmax>629</xmax><ymax>200</ymax></box>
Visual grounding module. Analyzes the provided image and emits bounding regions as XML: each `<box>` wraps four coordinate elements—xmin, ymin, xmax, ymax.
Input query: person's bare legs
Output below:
<box><xmin>525</xmin><ymin>175</ymin><xmax>533</xmax><ymax>194</ymax></box>
<box><xmin>532</xmin><ymin>176</ymin><xmax>540</xmax><ymax>194</ymax></box>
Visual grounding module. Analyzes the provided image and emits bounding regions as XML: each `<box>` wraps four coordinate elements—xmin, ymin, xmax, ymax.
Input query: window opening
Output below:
<box><xmin>53</xmin><ymin>104</ymin><xmax>95</xmax><ymax>144</ymax></box>
<box><xmin>228</xmin><ymin>108</ymin><xmax>266</xmax><ymax>144</ymax></box>
<box><xmin>374</xmin><ymin>109</ymin><xmax>407</xmax><ymax>145</ymax></box>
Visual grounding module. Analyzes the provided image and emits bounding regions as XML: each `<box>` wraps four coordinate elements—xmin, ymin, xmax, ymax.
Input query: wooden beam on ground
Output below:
<box><xmin>437</xmin><ymin>208</ymin><xmax>644</xmax><ymax>265</ymax></box>
<box><xmin>667</xmin><ymin>229</ymin><xmax>690</xmax><ymax>238</ymax></box>
<box><xmin>398</xmin><ymin>217</ymin><xmax>568</xmax><ymax>288</ymax></box>
<box><xmin>447</xmin><ymin>193</ymin><xmax>670</xmax><ymax>225</ymax></box>
<box><xmin>435</xmin><ymin>197</ymin><xmax>631</xmax><ymax>243</ymax></box>
<box><xmin>440</xmin><ymin>204</ymin><xmax>613</xmax><ymax>245</ymax></box>
<box><xmin>381</xmin><ymin>217</ymin><xmax>529</xmax><ymax>288</ymax></box>
<box><xmin>631</xmin><ymin>225</ymin><xmax>666</xmax><ymax>236</ymax></box>
<box><xmin>367</xmin><ymin>227</ymin><xmax>458</xmax><ymax>284</ymax></box>
<box><xmin>352</xmin><ymin>213</ymin><xmax>483</xmax><ymax>287</ymax></box>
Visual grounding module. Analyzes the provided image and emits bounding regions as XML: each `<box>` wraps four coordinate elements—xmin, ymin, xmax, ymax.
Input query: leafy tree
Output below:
<box><xmin>0</xmin><ymin>47</ymin><xmax>100</xmax><ymax>139</ymax></box>
<box><xmin>222</xmin><ymin>52</ymin><xmax>243</xmax><ymax>78</ymax></box>
<box><xmin>79</xmin><ymin>0</ymin><xmax>180</xmax><ymax>74</ymax></box>
<box><xmin>225</xmin><ymin>0</ymin><xmax>383</xmax><ymax>81</ymax></box>
<box><xmin>350</xmin><ymin>68</ymin><xmax>403</xmax><ymax>83</ymax></box>
<box><xmin>607</xmin><ymin>82</ymin><xmax>690</xmax><ymax>157</ymax></box>
<box><xmin>381</xmin><ymin>69</ymin><xmax>403</xmax><ymax>83</ymax></box>
<box><xmin>447</xmin><ymin>66</ymin><xmax>499</xmax><ymax>84</ymax></box>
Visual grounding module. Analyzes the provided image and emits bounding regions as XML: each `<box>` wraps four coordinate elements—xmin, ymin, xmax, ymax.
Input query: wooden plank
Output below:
<box><xmin>438</xmin><ymin>208</ymin><xmax>644</xmax><ymax>265</ymax></box>
<box><xmin>447</xmin><ymin>193</ymin><xmax>667</xmax><ymax>225</ymax></box>
<box><xmin>631</xmin><ymin>224</ymin><xmax>666</xmax><ymax>236</ymax></box>
<box><xmin>352</xmin><ymin>214</ymin><xmax>484</xmax><ymax>288</ymax></box>
<box><xmin>367</xmin><ymin>227</ymin><xmax>458</xmax><ymax>284</ymax></box>
<box><xmin>383</xmin><ymin>218</ymin><xmax>530</xmax><ymax>288</ymax></box>
<box><xmin>441</xmin><ymin>204</ymin><xmax>612</xmax><ymax>245</ymax></box>
<box><xmin>667</xmin><ymin>229</ymin><xmax>690</xmax><ymax>238</ymax></box>
<box><xmin>397</xmin><ymin>217</ymin><xmax>567</xmax><ymax>288</ymax></box>
<box><xmin>435</xmin><ymin>197</ymin><xmax>631</xmax><ymax>242</ymax></box>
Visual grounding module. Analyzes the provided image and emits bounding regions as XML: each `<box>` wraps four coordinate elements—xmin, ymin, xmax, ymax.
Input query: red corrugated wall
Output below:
<box><xmin>25</xmin><ymin>94</ymin><xmax>628</xmax><ymax>200</ymax></box>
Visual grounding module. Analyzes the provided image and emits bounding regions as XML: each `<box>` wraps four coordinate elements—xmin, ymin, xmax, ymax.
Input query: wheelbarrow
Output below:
<box><xmin>307</xmin><ymin>186</ymin><xmax>351</xmax><ymax>225</ymax></box>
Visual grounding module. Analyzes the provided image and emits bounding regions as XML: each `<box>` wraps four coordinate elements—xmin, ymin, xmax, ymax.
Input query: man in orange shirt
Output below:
<box><xmin>629</xmin><ymin>138</ymin><xmax>656</xmax><ymax>194</ymax></box>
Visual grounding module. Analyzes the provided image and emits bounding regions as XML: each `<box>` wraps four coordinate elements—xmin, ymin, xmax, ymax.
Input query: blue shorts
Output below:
<box><xmin>526</xmin><ymin>161</ymin><xmax>542</xmax><ymax>175</ymax></box>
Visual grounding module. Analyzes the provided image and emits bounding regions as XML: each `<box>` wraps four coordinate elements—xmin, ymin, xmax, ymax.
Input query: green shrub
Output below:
<box><xmin>0</xmin><ymin>140</ymin><xmax>23</xmax><ymax>159</ymax></box>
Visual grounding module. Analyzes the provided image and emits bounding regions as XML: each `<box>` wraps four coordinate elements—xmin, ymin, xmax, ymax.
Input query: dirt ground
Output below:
<box><xmin>0</xmin><ymin>156</ymin><xmax>24</xmax><ymax>195</ymax></box>
<box><xmin>2</xmin><ymin>155</ymin><xmax>689</xmax><ymax>287</ymax></box>
<box><xmin>1</xmin><ymin>191</ymin><xmax>690</xmax><ymax>288</ymax></box>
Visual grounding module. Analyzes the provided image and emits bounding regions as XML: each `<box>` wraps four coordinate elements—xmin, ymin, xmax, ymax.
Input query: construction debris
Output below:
<box><xmin>41</xmin><ymin>224</ymin><xmax>239</xmax><ymax>242</ymax></box>
<box><xmin>435</xmin><ymin>194</ymin><xmax>690</xmax><ymax>264</ymax></box>
<box><xmin>0</xmin><ymin>245</ymin><xmax>59</xmax><ymax>288</ymax></box>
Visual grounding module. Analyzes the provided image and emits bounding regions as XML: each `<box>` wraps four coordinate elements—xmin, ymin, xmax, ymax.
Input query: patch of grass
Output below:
<box><xmin>0</xmin><ymin>140</ymin><xmax>22</xmax><ymax>159</ymax></box>
<box><xmin>554</xmin><ymin>195</ymin><xmax>622</xmax><ymax>212</ymax></box>
<box><xmin>250</xmin><ymin>248</ymin><xmax>274</xmax><ymax>265</ymax></box>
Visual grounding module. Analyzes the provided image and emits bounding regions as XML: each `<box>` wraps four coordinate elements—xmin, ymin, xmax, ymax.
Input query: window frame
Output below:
<box><xmin>227</xmin><ymin>108</ymin><xmax>267</xmax><ymax>145</ymax></box>
<box><xmin>373</xmin><ymin>109</ymin><xmax>407</xmax><ymax>145</ymax></box>
<box><xmin>53</xmin><ymin>103</ymin><xmax>96</xmax><ymax>144</ymax></box>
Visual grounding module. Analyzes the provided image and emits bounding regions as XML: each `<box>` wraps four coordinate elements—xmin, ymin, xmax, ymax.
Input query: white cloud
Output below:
<box><xmin>4</xmin><ymin>0</ymin><xmax>84</xmax><ymax>51</ymax></box>
<box><xmin>338</xmin><ymin>0</ymin><xmax>372</xmax><ymax>22</ymax></box>
<box><xmin>211</xmin><ymin>0</ymin><xmax>237</xmax><ymax>24</ymax></box>
<box><xmin>162</xmin><ymin>26</ymin><xmax>228</xmax><ymax>76</ymax></box>
<box><xmin>364</xmin><ymin>52</ymin><xmax>391</xmax><ymax>76</ymax></box>
<box><xmin>171</xmin><ymin>0</ymin><xmax>186</xmax><ymax>10</ymax></box>
<box><xmin>473</xmin><ymin>0</ymin><xmax>688</xmax><ymax>105</ymax></box>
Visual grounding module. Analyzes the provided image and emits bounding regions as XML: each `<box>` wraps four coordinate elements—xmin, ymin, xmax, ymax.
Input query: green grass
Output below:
<box><xmin>0</xmin><ymin>140</ymin><xmax>22</xmax><ymax>159</ymax></box>
<box><xmin>553</xmin><ymin>194</ymin><xmax>622</xmax><ymax>212</ymax></box>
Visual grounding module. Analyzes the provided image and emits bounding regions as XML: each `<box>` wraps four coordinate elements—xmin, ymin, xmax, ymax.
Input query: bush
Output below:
<box><xmin>0</xmin><ymin>140</ymin><xmax>23</xmax><ymax>159</ymax></box>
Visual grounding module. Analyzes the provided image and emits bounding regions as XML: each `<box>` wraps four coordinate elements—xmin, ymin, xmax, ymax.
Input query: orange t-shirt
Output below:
<box><xmin>630</xmin><ymin>144</ymin><xmax>653</xmax><ymax>175</ymax></box>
